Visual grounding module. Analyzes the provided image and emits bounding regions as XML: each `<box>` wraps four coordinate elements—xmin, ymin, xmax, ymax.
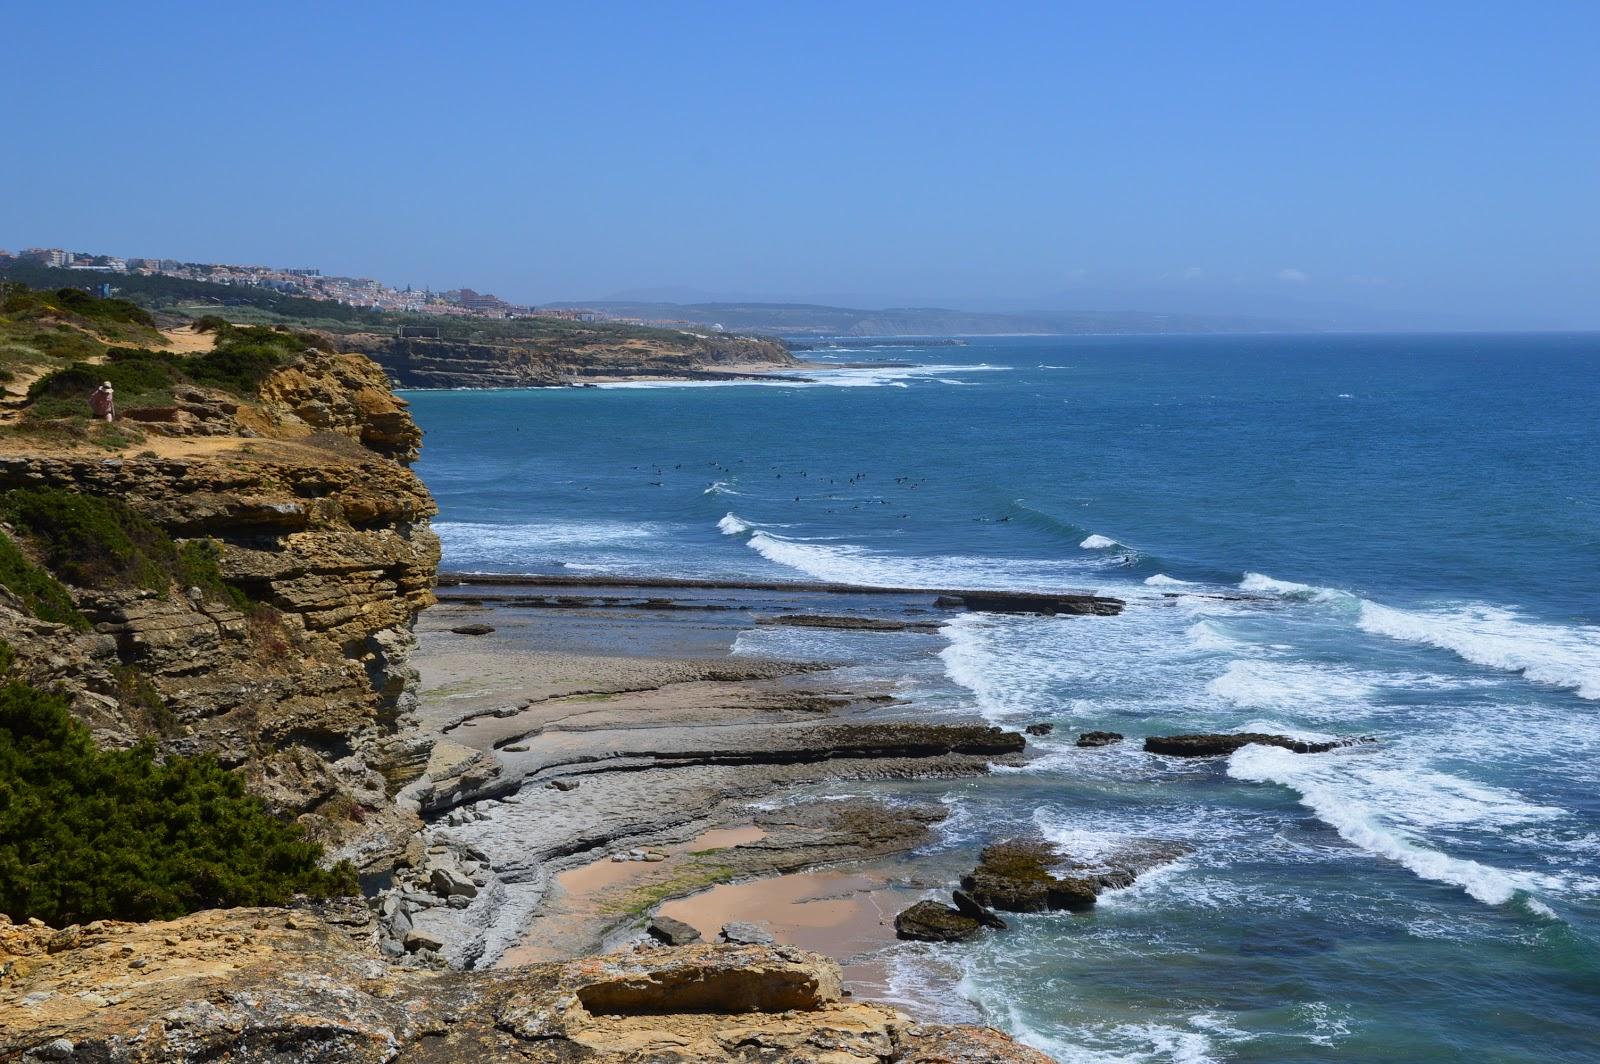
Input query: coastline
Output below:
<box><xmin>387</xmin><ymin>575</ymin><xmax>1038</xmax><ymax>995</ymax></box>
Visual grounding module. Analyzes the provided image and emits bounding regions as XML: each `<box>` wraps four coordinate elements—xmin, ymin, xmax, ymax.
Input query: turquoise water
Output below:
<box><xmin>408</xmin><ymin>333</ymin><xmax>1600</xmax><ymax>1062</ymax></box>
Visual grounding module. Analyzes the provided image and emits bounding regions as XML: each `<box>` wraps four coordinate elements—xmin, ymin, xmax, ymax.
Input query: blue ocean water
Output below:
<box><xmin>408</xmin><ymin>333</ymin><xmax>1600</xmax><ymax>1063</ymax></box>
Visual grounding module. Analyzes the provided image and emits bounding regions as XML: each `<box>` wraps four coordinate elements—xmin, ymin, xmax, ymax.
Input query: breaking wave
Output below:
<box><xmin>1227</xmin><ymin>744</ymin><xmax>1568</xmax><ymax>907</ymax></box>
<box><xmin>1358</xmin><ymin>601</ymin><xmax>1600</xmax><ymax>701</ymax></box>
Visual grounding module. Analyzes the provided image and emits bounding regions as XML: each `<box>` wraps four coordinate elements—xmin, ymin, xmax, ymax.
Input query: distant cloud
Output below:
<box><xmin>1181</xmin><ymin>266</ymin><xmax>1205</xmax><ymax>280</ymax></box>
<box><xmin>1278</xmin><ymin>267</ymin><xmax>1310</xmax><ymax>284</ymax></box>
<box><xmin>1346</xmin><ymin>274</ymin><xmax>1390</xmax><ymax>286</ymax></box>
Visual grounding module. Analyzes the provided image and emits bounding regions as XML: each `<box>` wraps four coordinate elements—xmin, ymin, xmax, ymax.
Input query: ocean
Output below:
<box><xmin>406</xmin><ymin>333</ymin><xmax>1600</xmax><ymax>1063</ymax></box>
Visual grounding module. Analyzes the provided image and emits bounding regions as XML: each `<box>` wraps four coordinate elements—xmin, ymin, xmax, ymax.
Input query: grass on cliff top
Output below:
<box><xmin>0</xmin><ymin>487</ymin><xmax>249</xmax><ymax>608</ymax></box>
<box><xmin>0</xmin><ymin>670</ymin><xmax>356</xmax><ymax>926</ymax></box>
<box><xmin>23</xmin><ymin>322</ymin><xmax>326</xmax><ymax>420</ymax></box>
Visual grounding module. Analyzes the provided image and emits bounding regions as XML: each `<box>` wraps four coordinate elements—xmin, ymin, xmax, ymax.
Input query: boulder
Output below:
<box><xmin>1076</xmin><ymin>730</ymin><xmax>1123</xmax><ymax>748</ymax></box>
<box><xmin>429</xmin><ymin>866</ymin><xmax>478</xmax><ymax>898</ymax></box>
<box><xmin>646</xmin><ymin>915</ymin><xmax>703</xmax><ymax>946</ymax></box>
<box><xmin>450</xmin><ymin>623</ymin><xmax>495</xmax><ymax>636</ymax></box>
<box><xmin>1143</xmin><ymin>732</ymin><xmax>1361</xmax><ymax>757</ymax></box>
<box><xmin>894</xmin><ymin>901</ymin><xmax>982</xmax><ymax>943</ymax></box>
<box><xmin>719</xmin><ymin>921</ymin><xmax>776</xmax><ymax>945</ymax></box>
<box><xmin>951</xmin><ymin>888</ymin><xmax>1008</xmax><ymax>930</ymax></box>
<box><xmin>1024</xmin><ymin>723</ymin><xmax>1053</xmax><ymax>736</ymax></box>
<box><xmin>960</xmin><ymin>840</ymin><xmax>1099</xmax><ymax>913</ymax></box>
<box><xmin>546</xmin><ymin>778</ymin><xmax>580</xmax><ymax>791</ymax></box>
<box><xmin>403</xmin><ymin>927</ymin><xmax>445</xmax><ymax>953</ymax></box>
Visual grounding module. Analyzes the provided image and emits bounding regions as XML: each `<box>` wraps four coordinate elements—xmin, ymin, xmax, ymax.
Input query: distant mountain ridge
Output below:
<box><xmin>548</xmin><ymin>300</ymin><xmax>1294</xmax><ymax>336</ymax></box>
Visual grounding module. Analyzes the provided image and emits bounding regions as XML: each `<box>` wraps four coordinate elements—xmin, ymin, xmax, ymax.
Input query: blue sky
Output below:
<box><xmin>4</xmin><ymin>2</ymin><xmax>1597</xmax><ymax>327</ymax></box>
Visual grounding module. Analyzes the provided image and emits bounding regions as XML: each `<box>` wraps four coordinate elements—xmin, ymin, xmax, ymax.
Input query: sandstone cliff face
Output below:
<box><xmin>352</xmin><ymin>331</ymin><xmax>795</xmax><ymax>389</ymax></box>
<box><xmin>0</xmin><ymin>907</ymin><xmax>1053</xmax><ymax>1063</ymax></box>
<box><xmin>0</xmin><ymin>350</ymin><xmax>439</xmax><ymax>862</ymax></box>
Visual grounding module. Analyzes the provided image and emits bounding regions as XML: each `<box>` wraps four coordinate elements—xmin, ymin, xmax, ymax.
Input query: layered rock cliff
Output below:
<box><xmin>345</xmin><ymin>330</ymin><xmax>795</xmax><ymax>389</ymax></box>
<box><xmin>0</xmin><ymin>347</ymin><xmax>1050</xmax><ymax>1063</ymax></box>
<box><xmin>0</xmin><ymin>349</ymin><xmax>439</xmax><ymax>864</ymax></box>
<box><xmin>0</xmin><ymin>906</ymin><xmax>1051</xmax><ymax>1063</ymax></box>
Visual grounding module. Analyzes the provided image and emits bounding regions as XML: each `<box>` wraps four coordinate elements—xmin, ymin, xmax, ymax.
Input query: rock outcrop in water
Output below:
<box><xmin>0</xmin><ymin>907</ymin><xmax>1052</xmax><ymax>1063</ymax></box>
<box><xmin>961</xmin><ymin>837</ymin><xmax>1190</xmax><ymax>913</ymax></box>
<box><xmin>1143</xmin><ymin>732</ymin><xmax>1370</xmax><ymax>757</ymax></box>
<box><xmin>895</xmin><ymin>900</ymin><xmax>983</xmax><ymax>942</ymax></box>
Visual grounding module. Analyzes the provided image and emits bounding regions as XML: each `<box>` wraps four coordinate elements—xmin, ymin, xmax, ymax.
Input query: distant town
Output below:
<box><xmin>0</xmin><ymin>245</ymin><xmax>730</xmax><ymax>331</ymax></box>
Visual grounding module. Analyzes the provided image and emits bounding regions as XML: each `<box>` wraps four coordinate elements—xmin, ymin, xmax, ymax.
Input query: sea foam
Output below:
<box><xmin>1357</xmin><ymin>600</ymin><xmax>1600</xmax><ymax>700</ymax></box>
<box><xmin>1079</xmin><ymin>534</ymin><xmax>1119</xmax><ymax>549</ymax></box>
<box><xmin>716</xmin><ymin>512</ymin><xmax>751</xmax><ymax>535</ymax></box>
<box><xmin>744</xmin><ymin>530</ymin><xmax>1099</xmax><ymax>591</ymax></box>
<box><xmin>1227</xmin><ymin>744</ymin><xmax>1567</xmax><ymax>906</ymax></box>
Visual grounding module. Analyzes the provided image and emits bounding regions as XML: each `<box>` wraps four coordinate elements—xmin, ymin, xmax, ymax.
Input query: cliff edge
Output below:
<box><xmin>0</xmin><ymin>346</ymin><xmax>439</xmax><ymax>866</ymax></box>
<box><xmin>344</xmin><ymin>328</ymin><xmax>795</xmax><ymax>389</ymax></box>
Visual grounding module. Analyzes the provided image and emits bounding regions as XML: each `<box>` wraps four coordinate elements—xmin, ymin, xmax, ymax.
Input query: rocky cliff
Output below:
<box><xmin>0</xmin><ymin>906</ymin><xmax>1051</xmax><ymax>1063</ymax></box>
<box><xmin>0</xmin><ymin>347</ymin><xmax>1050</xmax><ymax>1063</ymax></box>
<box><xmin>0</xmin><ymin>349</ymin><xmax>439</xmax><ymax>865</ymax></box>
<box><xmin>346</xmin><ymin>330</ymin><xmax>795</xmax><ymax>389</ymax></box>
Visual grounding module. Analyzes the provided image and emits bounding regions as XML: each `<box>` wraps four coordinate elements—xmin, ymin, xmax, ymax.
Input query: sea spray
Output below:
<box><xmin>1226</xmin><ymin>744</ymin><xmax>1566</xmax><ymax>906</ymax></box>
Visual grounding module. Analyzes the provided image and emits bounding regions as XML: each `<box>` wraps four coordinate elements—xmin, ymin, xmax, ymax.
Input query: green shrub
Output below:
<box><xmin>0</xmin><ymin>284</ymin><xmax>153</xmax><ymax>330</ymax></box>
<box><xmin>0</xmin><ymin>530</ymin><xmax>88</xmax><ymax>629</ymax></box>
<box><xmin>0</xmin><ymin>680</ymin><xmax>356</xmax><ymax>925</ymax></box>
<box><xmin>1</xmin><ymin>488</ymin><xmax>176</xmax><ymax>592</ymax></box>
<box><xmin>175</xmin><ymin>538</ymin><xmax>251</xmax><ymax>610</ymax></box>
<box><xmin>0</xmin><ymin>490</ymin><xmax>253</xmax><ymax>610</ymax></box>
<box><xmin>23</xmin><ymin>327</ymin><xmax>307</xmax><ymax>418</ymax></box>
<box><xmin>24</xmin><ymin>348</ymin><xmax>182</xmax><ymax>419</ymax></box>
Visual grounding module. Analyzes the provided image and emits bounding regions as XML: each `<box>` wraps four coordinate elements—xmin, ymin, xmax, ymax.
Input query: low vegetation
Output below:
<box><xmin>0</xmin><ymin>488</ymin><xmax>247</xmax><ymax>607</ymax></box>
<box><xmin>23</xmin><ymin>323</ymin><xmax>323</xmax><ymax>420</ymax></box>
<box><xmin>0</xmin><ymin>530</ymin><xmax>88</xmax><ymax>629</ymax></box>
<box><xmin>0</xmin><ymin>673</ymin><xmax>355</xmax><ymax>925</ymax></box>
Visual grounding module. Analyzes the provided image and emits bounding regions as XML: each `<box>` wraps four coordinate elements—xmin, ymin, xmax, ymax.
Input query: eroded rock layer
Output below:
<box><xmin>0</xmin><ymin>907</ymin><xmax>1053</xmax><ymax>1063</ymax></box>
<box><xmin>0</xmin><ymin>351</ymin><xmax>440</xmax><ymax>861</ymax></box>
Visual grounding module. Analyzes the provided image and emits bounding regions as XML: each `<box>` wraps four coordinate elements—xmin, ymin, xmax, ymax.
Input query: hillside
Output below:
<box><xmin>551</xmin><ymin>299</ymin><xmax>1290</xmax><ymax>336</ymax></box>
<box><xmin>0</xmin><ymin>266</ymin><xmax>798</xmax><ymax>388</ymax></box>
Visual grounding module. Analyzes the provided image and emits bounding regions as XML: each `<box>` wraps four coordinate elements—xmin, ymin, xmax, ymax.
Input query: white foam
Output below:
<box><xmin>1239</xmin><ymin>572</ymin><xmax>1316</xmax><ymax>596</ymax></box>
<box><xmin>592</xmin><ymin>364</ymin><xmax>1008</xmax><ymax>390</ymax></box>
<box><xmin>1358</xmin><ymin>600</ymin><xmax>1600</xmax><ymax>700</ymax></box>
<box><xmin>1207</xmin><ymin>660</ymin><xmax>1375</xmax><ymax>716</ymax></box>
<box><xmin>1227</xmin><ymin>744</ymin><xmax>1567</xmax><ymax>906</ymax></box>
<box><xmin>1145</xmin><ymin>573</ymin><xmax>1194</xmax><ymax>587</ymax></box>
<box><xmin>746</xmin><ymin>530</ymin><xmax>1098</xmax><ymax>591</ymax></box>
<box><xmin>435</xmin><ymin>520</ymin><xmax>669</xmax><ymax>570</ymax></box>
<box><xmin>1186</xmin><ymin>620</ymin><xmax>1246</xmax><ymax>654</ymax></box>
<box><xmin>702</xmin><ymin>480</ymin><xmax>740</xmax><ymax>496</ymax></box>
<box><xmin>1080</xmin><ymin>534</ymin><xmax>1119</xmax><ymax>550</ymax></box>
<box><xmin>716</xmin><ymin>512</ymin><xmax>751</xmax><ymax>535</ymax></box>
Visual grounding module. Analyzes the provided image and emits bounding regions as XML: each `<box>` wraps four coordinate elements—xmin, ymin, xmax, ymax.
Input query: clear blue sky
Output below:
<box><xmin>5</xmin><ymin>2</ymin><xmax>1597</xmax><ymax>327</ymax></box>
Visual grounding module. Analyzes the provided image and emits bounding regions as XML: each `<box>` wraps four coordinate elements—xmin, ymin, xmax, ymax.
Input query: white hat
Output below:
<box><xmin>102</xmin><ymin>381</ymin><xmax>113</xmax><ymax>389</ymax></box>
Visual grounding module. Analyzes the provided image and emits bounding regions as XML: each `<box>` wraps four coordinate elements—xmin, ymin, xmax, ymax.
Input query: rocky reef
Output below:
<box><xmin>0</xmin><ymin>907</ymin><xmax>1052</xmax><ymax>1062</ymax></box>
<box><xmin>1143</xmin><ymin>732</ymin><xmax>1372</xmax><ymax>757</ymax></box>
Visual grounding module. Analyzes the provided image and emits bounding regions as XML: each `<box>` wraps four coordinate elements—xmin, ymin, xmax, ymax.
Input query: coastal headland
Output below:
<box><xmin>0</xmin><ymin>286</ymin><xmax>1057</xmax><ymax>1061</ymax></box>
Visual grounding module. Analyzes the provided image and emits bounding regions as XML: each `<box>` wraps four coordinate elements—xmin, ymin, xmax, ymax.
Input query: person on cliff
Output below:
<box><xmin>89</xmin><ymin>381</ymin><xmax>115</xmax><ymax>422</ymax></box>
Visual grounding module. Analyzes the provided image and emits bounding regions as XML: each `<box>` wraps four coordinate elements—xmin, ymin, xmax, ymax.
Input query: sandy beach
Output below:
<box><xmin>388</xmin><ymin>576</ymin><xmax>1031</xmax><ymax>981</ymax></box>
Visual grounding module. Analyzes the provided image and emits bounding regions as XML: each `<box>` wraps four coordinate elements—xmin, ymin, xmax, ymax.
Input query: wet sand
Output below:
<box><xmin>657</xmin><ymin>868</ymin><xmax>919</xmax><ymax>961</ymax></box>
<box><xmin>398</xmin><ymin>586</ymin><xmax>1030</xmax><ymax>974</ymax></box>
